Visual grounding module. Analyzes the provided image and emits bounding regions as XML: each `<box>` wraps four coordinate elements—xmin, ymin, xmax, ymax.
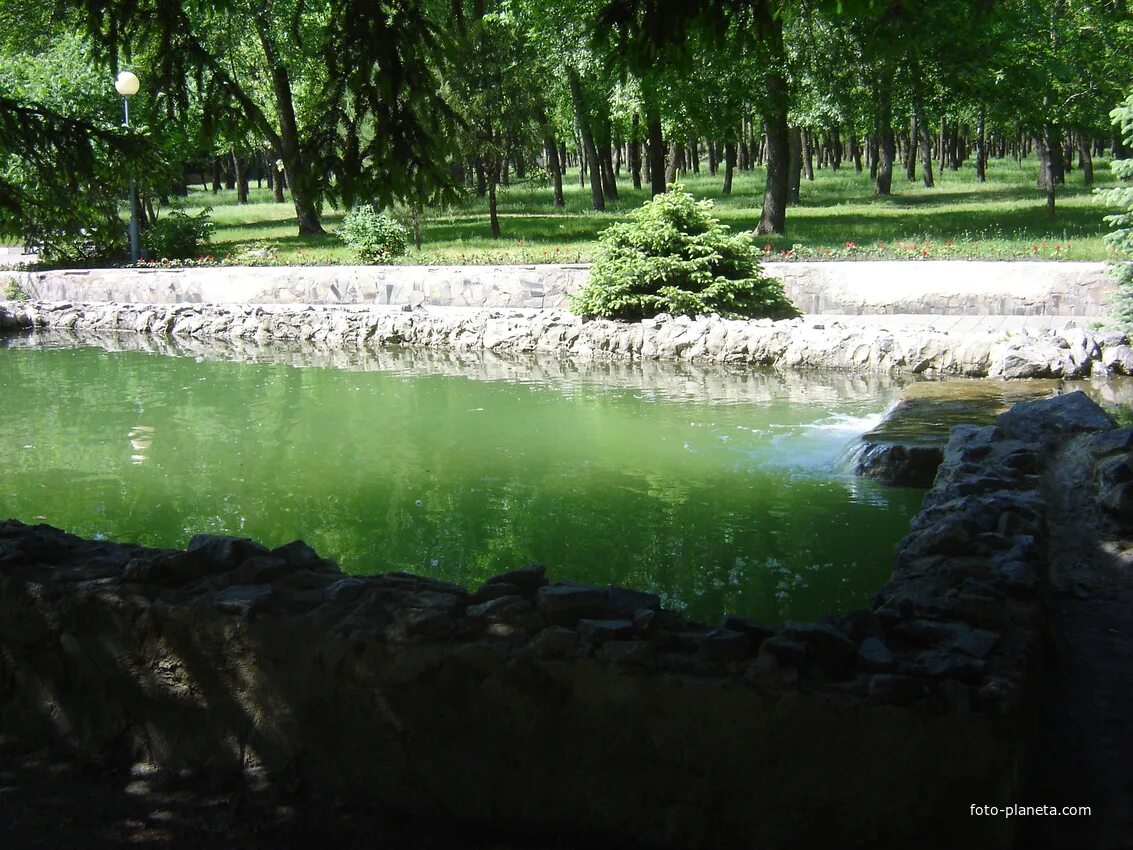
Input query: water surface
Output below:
<box><xmin>1</xmin><ymin>333</ymin><xmax>927</xmax><ymax>623</ymax></box>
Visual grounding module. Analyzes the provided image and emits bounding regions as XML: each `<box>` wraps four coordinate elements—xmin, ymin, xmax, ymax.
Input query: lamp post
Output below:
<box><xmin>115</xmin><ymin>70</ymin><xmax>140</xmax><ymax>264</ymax></box>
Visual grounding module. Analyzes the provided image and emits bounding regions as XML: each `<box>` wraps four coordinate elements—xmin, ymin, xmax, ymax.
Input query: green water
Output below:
<box><xmin>0</xmin><ymin>335</ymin><xmax>926</xmax><ymax>624</ymax></box>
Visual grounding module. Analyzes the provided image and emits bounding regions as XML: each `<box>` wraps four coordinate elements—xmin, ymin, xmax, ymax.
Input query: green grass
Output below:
<box><xmin>173</xmin><ymin>155</ymin><xmax>1124</xmax><ymax>265</ymax></box>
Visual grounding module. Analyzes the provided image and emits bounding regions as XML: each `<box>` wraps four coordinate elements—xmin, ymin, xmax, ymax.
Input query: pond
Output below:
<box><xmin>3</xmin><ymin>333</ymin><xmax>937</xmax><ymax>624</ymax></box>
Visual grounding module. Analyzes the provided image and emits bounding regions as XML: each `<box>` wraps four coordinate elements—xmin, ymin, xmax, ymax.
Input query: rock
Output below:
<box><xmin>908</xmin><ymin>650</ymin><xmax>986</xmax><ymax>681</ymax></box>
<box><xmin>1101</xmin><ymin>344</ymin><xmax>1133</xmax><ymax>375</ymax></box>
<box><xmin>633</xmin><ymin>608</ymin><xmax>656</xmax><ymax>633</ymax></box>
<box><xmin>1090</xmin><ymin>428</ymin><xmax>1133</xmax><ymax>455</ymax></box>
<box><xmin>1100</xmin><ymin>482</ymin><xmax>1133</xmax><ymax>518</ymax></box>
<box><xmin>230</xmin><ymin>555</ymin><xmax>290</xmax><ymax>585</ymax></box>
<box><xmin>855</xmin><ymin>443</ymin><xmax>944</xmax><ymax>489</ymax></box>
<box><xmin>779</xmin><ymin>622</ymin><xmax>856</xmax><ymax>664</ymax></box>
<box><xmin>404</xmin><ymin>590</ymin><xmax>466</xmax><ymax>612</ymax></box>
<box><xmin>857</xmin><ymin>637</ymin><xmax>896</xmax><ymax>672</ymax></box>
<box><xmin>698</xmin><ymin>627</ymin><xmax>750</xmax><ymax>663</ymax></box>
<box><xmin>535</xmin><ymin>626</ymin><xmax>578</xmax><ymax>659</ymax></box>
<box><xmin>867</xmin><ymin>674</ymin><xmax>929</xmax><ymax>705</ymax></box>
<box><xmin>993</xmin><ymin>560</ymin><xmax>1038</xmax><ymax>596</ymax></box>
<box><xmin>398</xmin><ymin>607</ymin><xmax>451</xmax><ymax>638</ymax></box>
<box><xmin>997</xmin><ymin>390</ymin><xmax>1116</xmax><ymax>444</ymax></box>
<box><xmin>469</xmin><ymin>581</ymin><xmax>524</xmax><ymax>604</ymax></box>
<box><xmin>536</xmin><ymin>584</ymin><xmax>609</xmax><ymax>626</ymax></box>
<box><xmin>720</xmin><ymin>614</ymin><xmax>776</xmax><ymax>644</ymax></box>
<box><xmin>270</xmin><ymin>539</ymin><xmax>323</xmax><ymax>566</ymax></box>
<box><xmin>607</xmin><ymin>586</ymin><xmax>661</xmax><ymax>617</ymax></box>
<box><xmin>466</xmin><ymin>595</ymin><xmax>527</xmax><ymax>620</ymax></box>
<box><xmin>890</xmin><ymin>619</ymin><xmax>971</xmax><ymax>646</ymax></box>
<box><xmin>577</xmin><ymin>618</ymin><xmax>635</xmax><ymax>644</ymax></box>
<box><xmin>215</xmin><ymin>584</ymin><xmax>273</xmax><ymax>613</ymax></box>
<box><xmin>952</xmin><ymin>629</ymin><xmax>1000</xmax><ymax>659</ymax></box>
<box><xmin>485</xmin><ymin>564</ymin><xmax>547</xmax><ymax>593</ymax></box>
<box><xmin>840</xmin><ymin>609</ymin><xmax>882</xmax><ymax>642</ymax></box>
<box><xmin>324</xmin><ymin>578</ymin><xmax>367</xmax><ymax>604</ymax></box>
<box><xmin>187</xmin><ymin>534</ymin><xmax>270</xmax><ymax>570</ymax></box>
<box><xmin>759</xmin><ymin>636</ymin><xmax>807</xmax><ymax>666</ymax></box>
<box><xmin>599</xmin><ymin>640</ymin><xmax>655</xmax><ymax>665</ymax></box>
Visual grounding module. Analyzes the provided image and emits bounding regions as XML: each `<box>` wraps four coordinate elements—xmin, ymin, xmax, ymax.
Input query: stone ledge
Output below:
<box><xmin>9</xmin><ymin>260</ymin><xmax>1119</xmax><ymax>315</ymax></box>
<box><xmin>4</xmin><ymin>300</ymin><xmax>1133</xmax><ymax>378</ymax></box>
<box><xmin>1</xmin><ymin>392</ymin><xmax>1124</xmax><ymax>848</ymax></box>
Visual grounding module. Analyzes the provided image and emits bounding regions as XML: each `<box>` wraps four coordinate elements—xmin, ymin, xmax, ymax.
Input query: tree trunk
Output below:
<box><xmin>211</xmin><ymin>157</ymin><xmax>222</xmax><ymax>194</ymax></box>
<box><xmin>266</xmin><ymin>66</ymin><xmax>323</xmax><ymax>233</ymax></box>
<box><xmin>868</xmin><ymin>135</ymin><xmax>879</xmax><ymax>181</ymax></box>
<box><xmin>976</xmin><ymin>115</ymin><xmax>987</xmax><ymax>183</ymax></box>
<box><xmin>905</xmin><ymin>116</ymin><xmax>917</xmax><ymax>181</ymax></box>
<box><xmin>938</xmin><ymin>116</ymin><xmax>947</xmax><ymax>174</ymax></box>
<box><xmin>600</xmin><ymin>142</ymin><xmax>619</xmax><ymax>201</ymax></box>
<box><xmin>830</xmin><ymin>127</ymin><xmax>842</xmax><ymax>170</ymax></box>
<box><xmin>488</xmin><ymin>156</ymin><xmax>501</xmax><ymax>238</ymax></box>
<box><xmin>756</xmin><ymin>56</ymin><xmax>790</xmax><ymax>236</ymax></box>
<box><xmin>914</xmin><ymin>100</ymin><xmax>934</xmax><ymax>188</ymax></box>
<box><xmin>722</xmin><ymin>141</ymin><xmax>736</xmax><ymax>195</ymax></box>
<box><xmin>630</xmin><ymin>113</ymin><xmax>643</xmax><ymax>190</ymax></box>
<box><xmin>1077</xmin><ymin>132</ymin><xmax>1094</xmax><ymax>186</ymax></box>
<box><xmin>707</xmin><ymin>141</ymin><xmax>718</xmax><ymax>175</ymax></box>
<box><xmin>474</xmin><ymin>157</ymin><xmax>487</xmax><ymax>197</ymax></box>
<box><xmin>232</xmin><ymin>151</ymin><xmax>248</xmax><ymax>204</ymax></box>
<box><xmin>664</xmin><ymin>142</ymin><xmax>681</xmax><ymax>185</ymax></box>
<box><xmin>646</xmin><ymin>102</ymin><xmax>666</xmax><ymax>196</ymax></box>
<box><xmin>567</xmin><ymin>66</ymin><xmax>604</xmax><ymax>211</ymax></box>
<box><xmin>542</xmin><ymin>124</ymin><xmax>565</xmax><ymax>207</ymax></box>
<box><xmin>788</xmin><ymin>126</ymin><xmax>802</xmax><ymax>206</ymax></box>
<box><xmin>875</xmin><ymin>86</ymin><xmax>895</xmax><ymax>196</ymax></box>
<box><xmin>690</xmin><ymin>141</ymin><xmax>700</xmax><ymax>174</ymax></box>
<box><xmin>850</xmin><ymin>133</ymin><xmax>862</xmax><ymax>172</ymax></box>
<box><xmin>802</xmin><ymin>129</ymin><xmax>814</xmax><ymax>181</ymax></box>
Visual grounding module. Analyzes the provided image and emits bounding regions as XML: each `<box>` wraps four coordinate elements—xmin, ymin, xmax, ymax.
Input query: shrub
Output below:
<box><xmin>339</xmin><ymin>204</ymin><xmax>410</xmax><ymax>264</ymax></box>
<box><xmin>143</xmin><ymin>208</ymin><xmax>214</xmax><ymax>261</ymax></box>
<box><xmin>3</xmin><ymin>277</ymin><xmax>29</xmax><ymax>300</ymax></box>
<box><xmin>571</xmin><ymin>187</ymin><xmax>799</xmax><ymax>322</ymax></box>
<box><xmin>1103</xmin><ymin>94</ymin><xmax>1133</xmax><ymax>326</ymax></box>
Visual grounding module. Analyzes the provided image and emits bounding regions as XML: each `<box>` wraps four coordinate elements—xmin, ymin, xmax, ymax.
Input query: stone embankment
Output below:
<box><xmin>4</xmin><ymin>299</ymin><xmax>1133</xmax><ymax>378</ymax></box>
<box><xmin>1</xmin><ymin>392</ymin><xmax>1126</xmax><ymax>848</ymax></box>
<box><xmin>8</xmin><ymin>260</ymin><xmax>1116</xmax><ymax>315</ymax></box>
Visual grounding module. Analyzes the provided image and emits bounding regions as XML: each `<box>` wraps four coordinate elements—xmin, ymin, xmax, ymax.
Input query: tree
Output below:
<box><xmin>0</xmin><ymin>29</ymin><xmax>148</xmax><ymax>262</ymax></box>
<box><xmin>65</xmin><ymin>0</ymin><xmax>455</xmax><ymax>235</ymax></box>
<box><xmin>1103</xmin><ymin>94</ymin><xmax>1133</xmax><ymax>325</ymax></box>
<box><xmin>571</xmin><ymin>188</ymin><xmax>797</xmax><ymax>321</ymax></box>
<box><xmin>445</xmin><ymin>6</ymin><xmax>541</xmax><ymax>237</ymax></box>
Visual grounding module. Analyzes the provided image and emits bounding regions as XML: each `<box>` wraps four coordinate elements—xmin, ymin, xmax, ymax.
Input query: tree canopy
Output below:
<box><xmin>1</xmin><ymin>0</ymin><xmax>1130</xmax><ymax>255</ymax></box>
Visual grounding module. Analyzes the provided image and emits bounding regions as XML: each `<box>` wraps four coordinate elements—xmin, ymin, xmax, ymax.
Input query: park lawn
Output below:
<box><xmin>187</xmin><ymin>155</ymin><xmax>1123</xmax><ymax>266</ymax></box>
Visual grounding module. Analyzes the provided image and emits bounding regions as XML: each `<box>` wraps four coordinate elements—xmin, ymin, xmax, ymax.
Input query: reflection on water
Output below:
<box><xmin>1</xmin><ymin>330</ymin><xmax>940</xmax><ymax>624</ymax></box>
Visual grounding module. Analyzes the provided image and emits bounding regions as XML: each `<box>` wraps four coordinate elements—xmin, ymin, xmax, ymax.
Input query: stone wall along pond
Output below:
<box><xmin>5</xmin><ymin>300</ymin><xmax>1133</xmax><ymax>378</ymax></box>
<box><xmin>2</xmin><ymin>392</ymin><xmax>1129</xmax><ymax>848</ymax></box>
<box><xmin>8</xmin><ymin>260</ymin><xmax>1117</xmax><ymax>316</ymax></box>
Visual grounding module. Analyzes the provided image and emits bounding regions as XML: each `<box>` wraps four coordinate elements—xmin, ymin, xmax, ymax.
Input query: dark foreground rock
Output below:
<box><xmin>2</xmin><ymin>393</ymin><xmax>1130</xmax><ymax>848</ymax></box>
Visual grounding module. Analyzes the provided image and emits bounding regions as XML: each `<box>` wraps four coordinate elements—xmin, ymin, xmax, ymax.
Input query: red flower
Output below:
<box><xmin>844</xmin><ymin>241</ymin><xmax>856</xmax><ymax>249</ymax></box>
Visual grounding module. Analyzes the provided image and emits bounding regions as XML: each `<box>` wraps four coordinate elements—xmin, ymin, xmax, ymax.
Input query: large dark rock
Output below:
<box><xmin>997</xmin><ymin>390</ymin><xmax>1116</xmax><ymax>444</ymax></box>
<box><xmin>856</xmin><ymin>443</ymin><xmax>944</xmax><ymax>488</ymax></box>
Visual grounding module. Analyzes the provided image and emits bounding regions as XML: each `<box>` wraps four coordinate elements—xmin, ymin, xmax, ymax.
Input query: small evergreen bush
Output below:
<box><xmin>1103</xmin><ymin>94</ymin><xmax>1133</xmax><ymax>326</ymax></box>
<box><xmin>339</xmin><ymin>204</ymin><xmax>410</xmax><ymax>264</ymax></box>
<box><xmin>571</xmin><ymin>187</ymin><xmax>798</xmax><ymax>322</ymax></box>
<box><xmin>3</xmin><ymin>277</ymin><xmax>29</xmax><ymax>300</ymax></box>
<box><xmin>143</xmin><ymin>208</ymin><xmax>214</xmax><ymax>261</ymax></box>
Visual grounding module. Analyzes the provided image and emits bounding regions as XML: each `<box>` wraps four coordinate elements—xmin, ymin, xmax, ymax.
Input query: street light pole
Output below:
<box><xmin>115</xmin><ymin>70</ymin><xmax>140</xmax><ymax>264</ymax></box>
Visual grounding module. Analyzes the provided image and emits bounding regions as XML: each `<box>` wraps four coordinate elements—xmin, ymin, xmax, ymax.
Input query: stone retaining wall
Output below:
<box><xmin>0</xmin><ymin>393</ymin><xmax>1127</xmax><ymax>848</ymax></box>
<box><xmin>7</xmin><ymin>260</ymin><xmax>1117</xmax><ymax>315</ymax></box>
<box><xmin>4</xmin><ymin>300</ymin><xmax>1133</xmax><ymax>378</ymax></box>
